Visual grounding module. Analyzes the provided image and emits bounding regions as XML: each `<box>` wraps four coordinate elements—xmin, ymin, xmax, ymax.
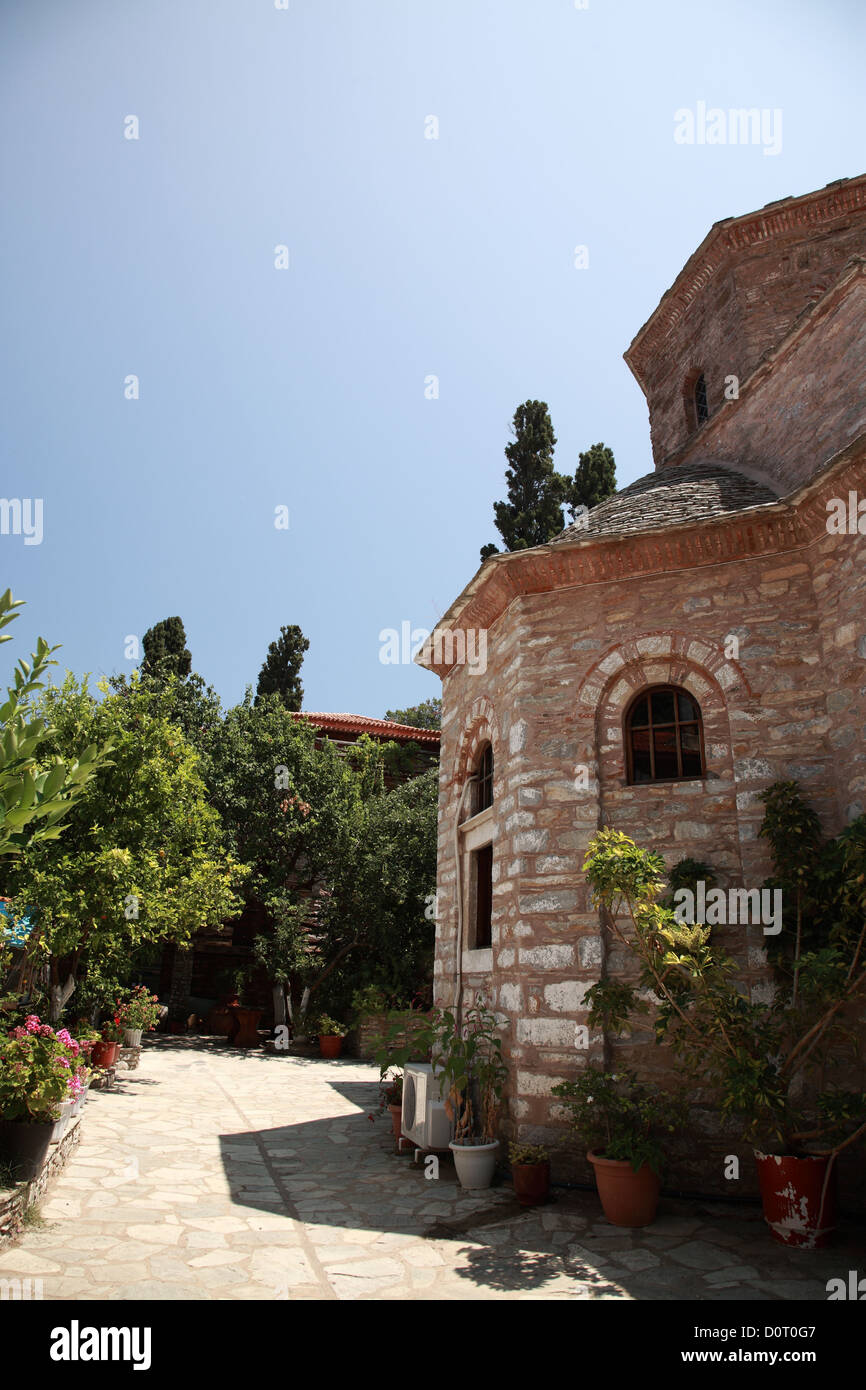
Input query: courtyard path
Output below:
<box><xmin>0</xmin><ymin>1038</ymin><xmax>858</xmax><ymax>1300</ymax></box>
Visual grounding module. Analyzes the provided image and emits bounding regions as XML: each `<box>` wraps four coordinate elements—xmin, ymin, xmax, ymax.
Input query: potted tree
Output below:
<box><xmin>553</xmin><ymin>1066</ymin><xmax>683</xmax><ymax>1226</ymax></box>
<box><xmin>115</xmin><ymin>985</ymin><xmax>161</xmax><ymax>1048</ymax></box>
<box><xmin>509</xmin><ymin>1142</ymin><xmax>551</xmax><ymax>1207</ymax></box>
<box><xmin>581</xmin><ymin>785</ymin><xmax>866</xmax><ymax>1248</ymax></box>
<box><xmin>430</xmin><ymin>1002</ymin><xmax>508</xmax><ymax>1190</ymax></box>
<box><xmin>92</xmin><ymin>1016</ymin><xmax>123</xmax><ymax>1067</ymax></box>
<box><xmin>311</xmin><ymin>1015</ymin><xmax>348</xmax><ymax>1059</ymax></box>
<box><xmin>0</xmin><ymin>1016</ymin><xmax>77</xmax><ymax>1179</ymax></box>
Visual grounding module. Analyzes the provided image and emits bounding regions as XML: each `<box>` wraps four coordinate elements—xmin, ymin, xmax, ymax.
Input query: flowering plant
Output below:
<box><xmin>0</xmin><ymin>1016</ymin><xmax>80</xmax><ymax>1122</ymax></box>
<box><xmin>552</xmin><ymin>1065</ymin><xmax>685</xmax><ymax>1175</ymax></box>
<box><xmin>115</xmin><ymin>986</ymin><xmax>161</xmax><ymax>1033</ymax></box>
<box><xmin>101</xmin><ymin>1016</ymin><xmax>125</xmax><ymax>1043</ymax></box>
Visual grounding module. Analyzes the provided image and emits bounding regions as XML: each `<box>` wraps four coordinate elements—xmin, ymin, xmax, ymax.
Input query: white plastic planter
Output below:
<box><xmin>123</xmin><ymin>1028</ymin><xmax>143</xmax><ymax>1047</ymax></box>
<box><xmin>449</xmin><ymin>1139</ymin><xmax>500</xmax><ymax>1189</ymax></box>
<box><xmin>49</xmin><ymin>1099</ymin><xmax>75</xmax><ymax>1143</ymax></box>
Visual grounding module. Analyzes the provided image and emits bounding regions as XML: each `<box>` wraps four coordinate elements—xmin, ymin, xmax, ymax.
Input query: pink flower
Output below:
<box><xmin>25</xmin><ymin>1015</ymin><xmax>41</xmax><ymax>1033</ymax></box>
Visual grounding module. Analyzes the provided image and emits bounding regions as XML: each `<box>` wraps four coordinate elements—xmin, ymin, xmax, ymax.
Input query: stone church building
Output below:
<box><xmin>418</xmin><ymin>174</ymin><xmax>866</xmax><ymax>1193</ymax></box>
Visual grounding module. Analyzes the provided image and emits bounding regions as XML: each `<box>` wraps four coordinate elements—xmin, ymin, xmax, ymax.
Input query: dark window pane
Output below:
<box><xmin>680</xmin><ymin>724</ymin><xmax>702</xmax><ymax>778</ymax></box>
<box><xmin>651</xmin><ymin>690</ymin><xmax>676</xmax><ymax>725</ymax></box>
<box><xmin>677</xmin><ymin>693</ymin><xmax>698</xmax><ymax>721</ymax></box>
<box><xmin>630</xmin><ymin>697</ymin><xmax>649</xmax><ymax>728</ymax></box>
<box><xmin>474</xmin><ymin>843</ymin><xmax>493</xmax><ymax>949</ymax></box>
<box><xmin>477</xmin><ymin>744</ymin><xmax>494</xmax><ymax>811</ymax></box>
<box><xmin>695</xmin><ymin>374</ymin><xmax>709</xmax><ymax>424</ymax></box>
<box><xmin>632</xmin><ymin>747</ymin><xmax>652</xmax><ymax>782</ymax></box>
<box><xmin>653</xmin><ymin>728</ymin><xmax>679</xmax><ymax>779</ymax></box>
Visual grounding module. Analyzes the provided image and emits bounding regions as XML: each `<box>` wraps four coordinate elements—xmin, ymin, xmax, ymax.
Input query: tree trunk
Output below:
<box><xmin>272</xmin><ymin>983</ymin><xmax>287</xmax><ymax>1028</ymax></box>
<box><xmin>48</xmin><ymin>974</ymin><xmax>77</xmax><ymax>1022</ymax></box>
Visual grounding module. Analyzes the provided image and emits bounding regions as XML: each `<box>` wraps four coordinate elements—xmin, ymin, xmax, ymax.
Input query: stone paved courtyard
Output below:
<box><xmin>0</xmin><ymin>1038</ymin><xmax>862</xmax><ymax>1301</ymax></box>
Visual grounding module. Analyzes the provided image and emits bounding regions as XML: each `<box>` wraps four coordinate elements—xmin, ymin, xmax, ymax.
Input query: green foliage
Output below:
<box><xmin>508</xmin><ymin>1141</ymin><xmax>549</xmax><ymax>1166</ymax></box>
<box><xmin>0</xmin><ymin>590</ymin><xmax>108</xmax><ymax>859</ymax></box>
<box><xmin>0</xmin><ymin>1019</ymin><xmax>80</xmax><ymax>1122</ymax></box>
<box><xmin>255</xmin><ymin>625</ymin><xmax>309</xmax><ymax>711</ymax></box>
<box><xmin>480</xmin><ymin>400</ymin><xmax>568</xmax><ymax>561</ymax></box>
<box><xmin>384</xmin><ymin>699</ymin><xmax>442</xmax><ymax>730</ymax></box>
<box><xmin>2</xmin><ymin>672</ymin><xmax>244</xmax><ymax>1017</ymax></box>
<box><xmin>316</xmin><ymin>765</ymin><xmax>438</xmax><ymax>1015</ymax></box>
<box><xmin>566</xmin><ymin>442</ymin><xmax>616</xmax><ymax>515</ymax></box>
<box><xmin>308</xmin><ymin>1013</ymin><xmax>347</xmax><ymax>1037</ymax></box>
<box><xmin>552</xmin><ymin>1066</ymin><xmax>684</xmax><ymax>1175</ymax></box>
<box><xmin>581</xmin><ymin>815</ymin><xmax>866</xmax><ymax>1156</ymax></box>
<box><xmin>141</xmin><ymin>616</ymin><xmax>192</xmax><ymax>682</ymax></box>
<box><xmin>427</xmin><ymin>1002</ymin><xmax>508</xmax><ymax>1144</ymax></box>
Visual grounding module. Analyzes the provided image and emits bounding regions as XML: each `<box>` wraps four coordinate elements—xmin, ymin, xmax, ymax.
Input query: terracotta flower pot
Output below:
<box><xmin>208</xmin><ymin>1005</ymin><xmax>234</xmax><ymax>1037</ymax></box>
<box><xmin>319</xmin><ymin>1034</ymin><xmax>343</xmax><ymax>1059</ymax></box>
<box><xmin>389</xmin><ymin>1103</ymin><xmax>403</xmax><ymax>1143</ymax></box>
<box><xmin>0</xmin><ymin>1119</ymin><xmax>55</xmax><ymax>1181</ymax></box>
<box><xmin>91</xmin><ymin>1040</ymin><xmax>119</xmax><ymax>1069</ymax></box>
<box><xmin>587</xmin><ymin>1150</ymin><xmax>661</xmax><ymax>1227</ymax></box>
<box><xmin>512</xmin><ymin>1160</ymin><xmax>551</xmax><ymax>1207</ymax></box>
<box><xmin>755</xmin><ymin>1151</ymin><xmax>837</xmax><ymax>1249</ymax></box>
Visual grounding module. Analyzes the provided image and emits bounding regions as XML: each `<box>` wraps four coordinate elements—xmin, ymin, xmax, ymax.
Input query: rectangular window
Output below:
<box><xmin>473</xmin><ymin>843</ymin><xmax>493</xmax><ymax>949</ymax></box>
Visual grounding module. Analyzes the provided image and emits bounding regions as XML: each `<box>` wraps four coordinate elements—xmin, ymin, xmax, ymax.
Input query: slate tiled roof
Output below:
<box><xmin>550</xmin><ymin>463</ymin><xmax>779</xmax><ymax>544</ymax></box>
<box><xmin>293</xmin><ymin>712</ymin><xmax>441</xmax><ymax>744</ymax></box>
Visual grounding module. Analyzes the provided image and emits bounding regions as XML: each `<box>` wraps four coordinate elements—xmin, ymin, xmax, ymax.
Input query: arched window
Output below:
<box><xmin>626</xmin><ymin>686</ymin><xmax>704</xmax><ymax>784</ymax></box>
<box><xmin>476</xmin><ymin>742</ymin><xmax>494</xmax><ymax>812</ymax></box>
<box><xmin>693</xmin><ymin>372</ymin><xmax>709</xmax><ymax>426</ymax></box>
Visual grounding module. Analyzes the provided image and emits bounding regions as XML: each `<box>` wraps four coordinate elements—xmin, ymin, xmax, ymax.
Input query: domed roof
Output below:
<box><xmin>551</xmin><ymin>462</ymin><xmax>779</xmax><ymax>544</ymax></box>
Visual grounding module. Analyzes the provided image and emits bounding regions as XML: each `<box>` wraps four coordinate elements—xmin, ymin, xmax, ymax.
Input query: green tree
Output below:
<box><xmin>141</xmin><ymin>616</ymin><xmax>192</xmax><ymax>682</ymax></box>
<box><xmin>384</xmin><ymin>698</ymin><xmax>442</xmax><ymax>730</ymax></box>
<box><xmin>480</xmin><ymin>400</ymin><xmax>569</xmax><ymax>561</ymax></box>
<box><xmin>255</xmin><ymin>625</ymin><xmax>309</xmax><ymax>711</ymax></box>
<box><xmin>566</xmin><ymin>442</ymin><xmax>617</xmax><ymax>516</ymax></box>
<box><xmin>313</xmin><ymin>765</ymin><xmax>438</xmax><ymax>1016</ymax></box>
<box><xmin>3</xmin><ymin>673</ymin><xmax>244</xmax><ymax>1019</ymax></box>
<box><xmin>0</xmin><ymin>590</ymin><xmax>107</xmax><ymax>860</ymax></box>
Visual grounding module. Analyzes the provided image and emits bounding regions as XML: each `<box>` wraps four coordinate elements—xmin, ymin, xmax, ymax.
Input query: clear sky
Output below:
<box><xmin>2</xmin><ymin>0</ymin><xmax>864</xmax><ymax>717</ymax></box>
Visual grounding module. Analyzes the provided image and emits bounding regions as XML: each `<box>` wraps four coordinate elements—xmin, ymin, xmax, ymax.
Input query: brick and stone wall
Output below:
<box><xmin>626</xmin><ymin>176</ymin><xmax>866</xmax><ymax>468</ymax></box>
<box><xmin>430</xmin><ymin>442</ymin><xmax>866</xmax><ymax>1205</ymax></box>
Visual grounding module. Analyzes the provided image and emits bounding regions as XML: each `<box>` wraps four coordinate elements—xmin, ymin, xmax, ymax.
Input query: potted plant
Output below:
<box><xmin>581</xmin><ymin>785</ymin><xmax>866</xmax><ymax>1248</ymax></box>
<box><xmin>92</xmin><ymin>1016</ymin><xmax>123</xmax><ymax>1068</ymax></box>
<box><xmin>115</xmin><ymin>985</ymin><xmax>161</xmax><ymax>1047</ymax></box>
<box><xmin>0</xmin><ymin>1016</ymin><xmax>78</xmax><ymax>1179</ymax></box>
<box><xmin>553</xmin><ymin>1066</ymin><xmax>683</xmax><ymax>1226</ymax></box>
<box><xmin>509</xmin><ymin>1141</ymin><xmax>551</xmax><ymax>1207</ymax></box>
<box><xmin>429</xmin><ymin>1002</ymin><xmax>508</xmax><ymax>1190</ymax></box>
<box><xmin>311</xmin><ymin>1015</ymin><xmax>348</xmax><ymax>1059</ymax></box>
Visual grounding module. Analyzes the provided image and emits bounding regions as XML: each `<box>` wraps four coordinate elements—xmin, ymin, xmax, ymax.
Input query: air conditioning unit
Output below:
<box><xmin>401</xmin><ymin>1062</ymin><xmax>453</xmax><ymax>1152</ymax></box>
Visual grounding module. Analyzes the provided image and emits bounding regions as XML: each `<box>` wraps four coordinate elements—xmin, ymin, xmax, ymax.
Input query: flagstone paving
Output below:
<box><xmin>1</xmin><ymin>1037</ymin><xmax>862</xmax><ymax>1300</ymax></box>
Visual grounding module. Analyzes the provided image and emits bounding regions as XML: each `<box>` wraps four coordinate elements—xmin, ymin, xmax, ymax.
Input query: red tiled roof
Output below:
<box><xmin>293</xmin><ymin>712</ymin><xmax>440</xmax><ymax>744</ymax></box>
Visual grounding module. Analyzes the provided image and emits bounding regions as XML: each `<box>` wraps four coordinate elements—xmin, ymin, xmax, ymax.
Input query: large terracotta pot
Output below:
<box><xmin>0</xmin><ymin>1119</ymin><xmax>55</xmax><ymax>1181</ymax></box>
<box><xmin>755</xmin><ymin>1151</ymin><xmax>837</xmax><ymax>1248</ymax></box>
<box><xmin>389</xmin><ymin>1104</ymin><xmax>403</xmax><ymax>1143</ymax></box>
<box><xmin>450</xmin><ymin>1139</ymin><xmax>500</xmax><ymax>1189</ymax></box>
<box><xmin>319</xmin><ymin>1034</ymin><xmax>343</xmax><ymax>1059</ymax></box>
<box><xmin>512</xmin><ymin>1160</ymin><xmax>551</xmax><ymax>1207</ymax></box>
<box><xmin>91</xmin><ymin>1040</ymin><xmax>119</xmax><ymax>1069</ymax></box>
<box><xmin>587</xmin><ymin>1150</ymin><xmax>661</xmax><ymax>1227</ymax></box>
<box><xmin>232</xmin><ymin>1008</ymin><xmax>263</xmax><ymax>1048</ymax></box>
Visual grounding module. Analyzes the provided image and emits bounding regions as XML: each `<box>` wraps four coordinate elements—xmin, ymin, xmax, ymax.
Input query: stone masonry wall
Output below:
<box><xmin>432</xmin><ymin>451</ymin><xmax>866</xmax><ymax>1204</ymax></box>
<box><xmin>628</xmin><ymin>180</ymin><xmax>866</xmax><ymax>467</ymax></box>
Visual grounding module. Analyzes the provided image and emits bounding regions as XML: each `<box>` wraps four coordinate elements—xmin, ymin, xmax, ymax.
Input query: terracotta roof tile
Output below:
<box><xmin>293</xmin><ymin>712</ymin><xmax>440</xmax><ymax>744</ymax></box>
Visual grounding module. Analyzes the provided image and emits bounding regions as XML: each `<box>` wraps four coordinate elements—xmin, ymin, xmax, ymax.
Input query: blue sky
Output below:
<box><xmin>2</xmin><ymin>0</ymin><xmax>864</xmax><ymax>717</ymax></box>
